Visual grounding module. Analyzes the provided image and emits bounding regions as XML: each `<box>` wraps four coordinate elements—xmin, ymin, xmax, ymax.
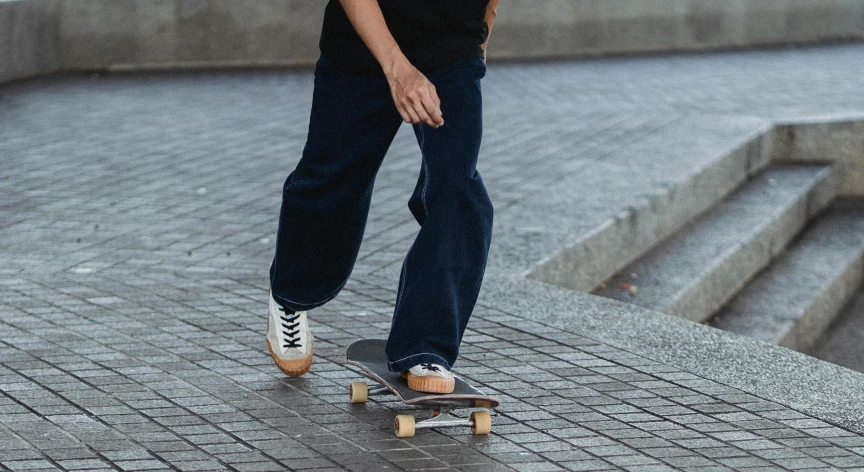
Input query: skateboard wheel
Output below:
<box><xmin>394</xmin><ymin>414</ymin><xmax>415</xmax><ymax>438</ymax></box>
<box><xmin>471</xmin><ymin>411</ymin><xmax>491</xmax><ymax>435</ymax></box>
<box><xmin>350</xmin><ymin>382</ymin><xmax>368</xmax><ymax>404</ymax></box>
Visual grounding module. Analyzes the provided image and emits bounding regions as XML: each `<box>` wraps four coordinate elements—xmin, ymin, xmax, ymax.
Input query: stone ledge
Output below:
<box><xmin>774</xmin><ymin>117</ymin><xmax>864</xmax><ymax>197</ymax></box>
<box><xmin>3</xmin><ymin>0</ymin><xmax>864</xmax><ymax>84</ymax></box>
<box><xmin>494</xmin><ymin>0</ymin><xmax>864</xmax><ymax>59</ymax></box>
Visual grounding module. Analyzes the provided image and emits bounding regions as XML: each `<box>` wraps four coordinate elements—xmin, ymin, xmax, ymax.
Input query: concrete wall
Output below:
<box><xmin>492</xmin><ymin>0</ymin><xmax>864</xmax><ymax>59</ymax></box>
<box><xmin>58</xmin><ymin>0</ymin><xmax>323</xmax><ymax>71</ymax></box>
<box><xmin>1</xmin><ymin>0</ymin><xmax>864</xmax><ymax>82</ymax></box>
<box><xmin>0</xmin><ymin>0</ymin><xmax>60</xmax><ymax>84</ymax></box>
<box><xmin>773</xmin><ymin>117</ymin><xmax>864</xmax><ymax>197</ymax></box>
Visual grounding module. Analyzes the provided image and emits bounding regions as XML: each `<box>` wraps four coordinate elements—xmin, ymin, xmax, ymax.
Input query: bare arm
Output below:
<box><xmin>481</xmin><ymin>0</ymin><xmax>500</xmax><ymax>62</ymax></box>
<box><xmin>338</xmin><ymin>0</ymin><xmax>443</xmax><ymax>128</ymax></box>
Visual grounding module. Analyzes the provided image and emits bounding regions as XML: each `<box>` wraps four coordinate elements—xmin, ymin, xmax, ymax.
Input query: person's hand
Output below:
<box><xmin>385</xmin><ymin>60</ymin><xmax>444</xmax><ymax>128</ymax></box>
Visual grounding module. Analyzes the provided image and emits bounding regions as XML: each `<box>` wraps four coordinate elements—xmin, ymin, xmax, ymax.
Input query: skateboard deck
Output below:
<box><xmin>346</xmin><ymin>339</ymin><xmax>499</xmax><ymax>409</ymax></box>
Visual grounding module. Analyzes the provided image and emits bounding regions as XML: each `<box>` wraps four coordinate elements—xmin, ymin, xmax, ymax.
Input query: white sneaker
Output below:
<box><xmin>266</xmin><ymin>292</ymin><xmax>314</xmax><ymax>376</ymax></box>
<box><xmin>402</xmin><ymin>363</ymin><xmax>455</xmax><ymax>394</ymax></box>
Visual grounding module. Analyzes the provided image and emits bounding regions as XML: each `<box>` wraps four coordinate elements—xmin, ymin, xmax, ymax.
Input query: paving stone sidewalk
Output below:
<box><xmin>2</xmin><ymin>44</ymin><xmax>864</xmax><ymax>471</ymax></box>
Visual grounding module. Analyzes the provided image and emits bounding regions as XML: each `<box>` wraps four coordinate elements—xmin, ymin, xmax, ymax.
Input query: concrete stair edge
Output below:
<box><xmin>592</xmin><ymin>164</ymin><xmax>836</xmax><ymax>323</ymax></box>
<box><xmin>812</xmin><ymin>291</ymin><xmax>864</xmax><ymax>372</ymax></box>
<box><xmin>780</xmin><ymin>255</ymin><xmax>864</xmax><ymax>352</ymax></box>
<box><xmin>527</xmin><ymin>122</ymin><xmax>775</xmax><ymax>293</ymax></box>
<box><xmin>711</xmin><ymin>201</ymin><xmax>864</xmax><ymax>353</ymax></box>
<box><xmin>666</xmin><ymin>164</ymin><xmax>837</xmax><ymax>323</ymax></box>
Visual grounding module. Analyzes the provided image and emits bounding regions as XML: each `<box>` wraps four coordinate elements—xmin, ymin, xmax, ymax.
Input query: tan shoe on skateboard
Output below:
<box><xmin>401</xmin><ymin>363</ymin><xmax>455</xmax><ymax>394</ymax></box>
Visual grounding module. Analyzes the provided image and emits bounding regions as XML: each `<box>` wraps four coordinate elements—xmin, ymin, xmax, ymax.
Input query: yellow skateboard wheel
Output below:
<box><xmin>471</xmin><ymin>411</ymin><xmax>491</xmax><ymax>435</ymax></box>
<box><xmin>350</xmin><ymin>381</ymin><xmax>368</xmax><ymax>404</ymax></box>
<box><xmin>395</xmin><ymin>414</ymin><xmax>415</xmax><ymax>438</ymax></box>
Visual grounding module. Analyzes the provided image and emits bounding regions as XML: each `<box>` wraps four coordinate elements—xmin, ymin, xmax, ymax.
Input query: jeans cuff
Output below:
<box><xmin>270</xmin><ymin>277</ymin><xmax>348</xmax><ymax>312</ymax></box>
<box><xmin>387</xmin><ymin>352</ymin><xmax>452</xmax><ymax>373</ymax></box>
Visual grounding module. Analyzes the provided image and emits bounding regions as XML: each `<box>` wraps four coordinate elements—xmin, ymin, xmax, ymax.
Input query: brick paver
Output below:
<box><xmin>2</xmin><ymin>44</ymin><xmax>864</xmax><ymax>471</ymax></box>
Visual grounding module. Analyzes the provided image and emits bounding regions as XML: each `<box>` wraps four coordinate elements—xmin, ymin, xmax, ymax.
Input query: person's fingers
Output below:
<box><xmin>412</xmin><ymin>102</ymin><xmax>433</xmax><ymax>127</ymax></box>
<box><xmin>391</xmin><ymin>91</ymin><xmax>414</xmax><ymax>123</ymax></box>
<box><xmin>397</xmin><ymin>106</ymin><xmax>413</xmax><ymax>124</ymax></box>
<box><xmin>419</xmin><ymin>101</ymin><xmax>441</xmax><ymax>128</ymax></box>
<box><xmin>407</xmin><ymin>91</ymin><xmax>435</xmax><ymax>127</ymax></box>
<box><xmin>429</xmin><ymin>83</ymin><xmax>441</xmax><ymax>112</ymax></box>
<box><xmin>401</xmin><ymin>95</ymin><xmax>422</xmax><ymax>124</ymax></box>
<box><xmin>422</xmin><ymin>85</ymin><xmax>443</xmax><ymax>127</ymax></box>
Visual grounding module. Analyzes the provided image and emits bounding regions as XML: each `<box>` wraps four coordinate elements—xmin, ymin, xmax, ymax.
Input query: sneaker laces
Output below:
<box><xmin>278</xmin><ymin>306</ymin><xmax>302</xmax><ymax>349</ymax></box>
<box><xmin>420</xmin><ymin>363</ymin><xmax>441</xmax><ymax>373</ymax></box>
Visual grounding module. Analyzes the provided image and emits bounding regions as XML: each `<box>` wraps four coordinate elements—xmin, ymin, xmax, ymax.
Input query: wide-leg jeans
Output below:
<box><xmin>270</xmin><ymin>55</ymin><xmax>493</xmax><ymax>373</ymax></box>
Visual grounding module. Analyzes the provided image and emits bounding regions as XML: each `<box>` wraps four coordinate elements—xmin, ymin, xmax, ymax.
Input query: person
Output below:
<box><xmin>266</xmin><ymin>0</ymin><xmax>499</xmax><ymax>394</ymax></box>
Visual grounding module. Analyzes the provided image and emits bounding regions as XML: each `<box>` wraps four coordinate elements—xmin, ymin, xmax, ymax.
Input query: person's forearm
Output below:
<box><xmin>481</xmin><ymin>0</ymin><xmax>499</xmax><ymax>51</ymax></box>
<box><xmin>338</xmin><ymin>0</ymin><xmax>409</xmax><ymax>77</ymax></box>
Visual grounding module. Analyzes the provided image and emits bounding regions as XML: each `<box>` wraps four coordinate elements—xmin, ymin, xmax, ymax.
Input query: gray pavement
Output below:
<box><xmin>3</xmin><ymin>43</ymin><xmax>864</xmax><ymax>471</ymax></box>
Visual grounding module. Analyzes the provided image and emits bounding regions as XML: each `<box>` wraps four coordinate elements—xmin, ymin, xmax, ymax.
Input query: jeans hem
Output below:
<box><xmin>271</xmin><ymin>277</ymin><xmax>348</xmax><ymax>312</ymax></box>
<box><xmin>387</xmin><ymin>353</ymin><xmax>452</xmax><ymax>373</ymax></box>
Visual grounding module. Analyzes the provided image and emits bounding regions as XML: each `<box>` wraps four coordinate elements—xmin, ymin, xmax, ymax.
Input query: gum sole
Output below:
<box><xmin>266</xmin><ymin>337</ymin><xmax>313</xmax><ymax>377</ymax></box>
<box><xmin>404</xmin><ymin>372</ymin><xmax>455</xmax><ymax>394</ymax></box>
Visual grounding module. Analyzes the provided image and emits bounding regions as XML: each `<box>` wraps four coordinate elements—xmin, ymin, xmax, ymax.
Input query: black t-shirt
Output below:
<box><xmin>319</xmin><ymin>0</ymin><xmax>491</xmax><ymax>76</ymax></box>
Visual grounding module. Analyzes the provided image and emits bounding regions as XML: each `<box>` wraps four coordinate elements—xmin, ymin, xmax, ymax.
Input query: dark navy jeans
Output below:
<box><xmin>270</xmin><ymin>55</ymin><xmax>493</xmax><ymax>373</ymax></box>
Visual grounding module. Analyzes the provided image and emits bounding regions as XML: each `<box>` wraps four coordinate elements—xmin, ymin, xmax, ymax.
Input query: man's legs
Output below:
<box><xmin>268</xmin><ymin>56</ymin><xmax>402</xmax><ymax>375</ymax></box>
<box><xmin>386</xmin><ymin>58</ymin><xmax>494</xmax><ymax>377</ymax></box>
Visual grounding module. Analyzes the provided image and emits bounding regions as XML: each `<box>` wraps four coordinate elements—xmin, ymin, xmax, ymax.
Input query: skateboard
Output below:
<box><xmin>345</xmin><ymin>338</ymin><xmax>500</xmax><ymax>438</ymax></box>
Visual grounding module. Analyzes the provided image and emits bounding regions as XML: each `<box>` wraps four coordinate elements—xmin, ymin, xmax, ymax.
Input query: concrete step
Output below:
<box><xmin>811</xmin><ymin>290</ymin><xmax>864</xmax><ymax>374</ymax></box>
<box><xmin>710</xmin><ymin>199</ymin><xmax>864</xmax><ymax>352</ymax></box>
<box><xmin>523</xmin><ymin>116</ymin><xmax>777</xmax><ymax>293</ymax></box>
<box><xmin>593</xmin><ymin>164</ymin><xmax>836</xmax><ymax>323</ymax></box>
